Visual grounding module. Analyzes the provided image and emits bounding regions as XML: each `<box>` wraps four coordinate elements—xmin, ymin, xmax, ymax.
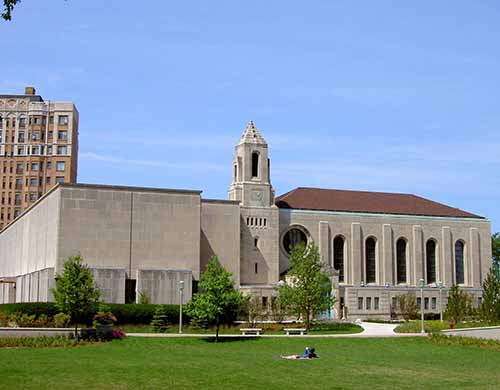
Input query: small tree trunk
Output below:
<box><xmin>74</xmin><ymin>323</ymin><xmax>79</xmax><ymax>341</ymax></box>
<box><xmin>215</xmin><ymin>317</ymin><xmax>220</xmax><ymax>343</ymax></box>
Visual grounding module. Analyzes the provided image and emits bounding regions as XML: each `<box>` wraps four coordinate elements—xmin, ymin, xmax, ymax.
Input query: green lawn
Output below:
<box><xmin>1</xmin><ymin>337</ymin><xmax>500</xmax><ymax>389</ymax></box>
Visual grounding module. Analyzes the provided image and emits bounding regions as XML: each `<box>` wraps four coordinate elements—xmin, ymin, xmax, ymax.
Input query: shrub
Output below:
<box><xmin>54</xmin><ymin>313</ymin><xmax>71</xmax><ymax>328</ymax></box>
<box><xmin>396</xmin><ymin>293</ymin><xmax>418</xmax><ymax>321</ymax></box>
<box><xmin>150</xmin><ymin>306</ymin><xmax>169</xmax><ymax>333</ymax></box>
<box><xmin>444</xmin><ymin>285</ymin><xmax>474</xmax><ymax>323</ymax></box>
<box><xmin>33</xmin><ymin>314</ymin><xmax>52</xmax><ymax>328</ymax></box>
<box><xmin>0</xmin><ymin>303</ymin><xmax>59</xmax><ymax>318</ymax></box>
<box><xmin>0</xmin><ymin>336</ymin><xmax>83</xmax><ymax>348</ymax></box>
<box><xmin>0</xmin><ymin>303</ymin><xmax>188</xmax><ymax>326</ymax></box>
<box><xmin>12</xmin><ymin>313</ymin><xmax>37</xmax><ymax>327</ymax></box>
<box><xmin>138</xmin><ymin>291</ymin><xmax>150</xmax><ymax>305</ymax></box>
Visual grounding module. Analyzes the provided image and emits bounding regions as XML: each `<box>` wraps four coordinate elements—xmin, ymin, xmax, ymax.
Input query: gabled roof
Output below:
<box><xmin>276</xmin><ymin>187</ymin><xmax>483</xmax><ymax>219</ymax></box>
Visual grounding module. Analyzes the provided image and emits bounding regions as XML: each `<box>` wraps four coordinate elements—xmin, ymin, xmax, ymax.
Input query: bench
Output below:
<box><xmin>239</xmin><ymin>328</ymin><xmax>262</xmax><ymax>336</ymax></box>
<box><xmin>284</xmin><ymin>328</ymin><xmax>307</xmax><ymax>336</ymax></box>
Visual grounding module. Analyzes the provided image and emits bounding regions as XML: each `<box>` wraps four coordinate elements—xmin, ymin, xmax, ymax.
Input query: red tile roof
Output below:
<box><xmin>276</xmin><ymin>187</ymin><xmax>483</xmax><ymax>219</ymax></box>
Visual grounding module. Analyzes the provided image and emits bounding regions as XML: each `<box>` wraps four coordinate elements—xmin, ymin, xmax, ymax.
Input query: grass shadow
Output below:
<box><xmin>202</xmin><ymin>336</ymin><xmax>261</xmax><ymax>343</ymax></box>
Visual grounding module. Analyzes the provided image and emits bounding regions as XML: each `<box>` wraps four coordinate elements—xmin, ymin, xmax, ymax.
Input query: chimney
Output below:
<box><xmin>24</xmin><ymin>86</ymin><xmax>36</xmax><ymax>95</ymax></box>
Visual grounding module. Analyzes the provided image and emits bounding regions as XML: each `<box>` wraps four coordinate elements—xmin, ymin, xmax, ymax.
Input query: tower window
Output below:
<box><xmin>251</xmin><ymin>152</ymin><xmax>259</xmax><ymax>177</ymax></box>
<box><xmin>254</xmin><ymin>262</ymin><xmax>258</xmax><ymax>274</ymax></box>
<box><xmin>254</xmin><ymin>237</ymin><xmax>259</xmax><ymax>248</ymax></box>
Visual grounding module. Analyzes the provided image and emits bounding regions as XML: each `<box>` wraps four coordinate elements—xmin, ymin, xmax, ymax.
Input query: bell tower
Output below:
<box><xmin>228</xmin><ymin>121</ymin><xmax>275</xmax><ymax>207</ymax></box>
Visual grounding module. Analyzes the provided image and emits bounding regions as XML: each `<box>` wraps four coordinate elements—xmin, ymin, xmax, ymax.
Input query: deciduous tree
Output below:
<box><xmin>185</xmin><ymin>256</ymin><xmax>245</xmax><ymax>342</ymax></box>
<box><xmin>479</xmin><ymin>263</ymin><xmax>500</xmax><ymax>323</ymax></box>
<box><xmin>277</xmin><ymin>244</ymin><xmax>334</xmax><ymax>330</ymax></box>
<box><xmin>51</xmin><ymin>255</ymin><xmax>100</xmax><ymax>339</ymax></box>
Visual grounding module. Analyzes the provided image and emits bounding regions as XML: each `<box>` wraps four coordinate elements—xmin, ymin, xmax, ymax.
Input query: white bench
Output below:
<box><xmin>239</xmin><ymin>328</ymin><xmax>262</xmax><ymax>336</ymax></box>
<box><xmin>284</xmin><ymin>328</ymin><xmax>307</xmax><ymax>336</ymax></box>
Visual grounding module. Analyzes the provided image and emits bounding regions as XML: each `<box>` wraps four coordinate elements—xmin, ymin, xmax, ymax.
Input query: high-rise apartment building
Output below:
<box><xmin>0</xmin><ymin>87</ymin><xmax>78</xmax><ymax>230</ymax></box>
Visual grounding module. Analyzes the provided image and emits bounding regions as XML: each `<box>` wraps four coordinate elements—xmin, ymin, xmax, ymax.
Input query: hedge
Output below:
<box><xmin>0</xmin><ymin>303</ymin><xmax>189</xmax><ymax>325</ymax></box>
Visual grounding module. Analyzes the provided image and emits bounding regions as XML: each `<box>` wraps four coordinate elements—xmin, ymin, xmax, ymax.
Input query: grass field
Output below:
<box><xmin>1</xmin><ymin>337</ymin><xmax>500</xmax><ymax>389</ymax></box>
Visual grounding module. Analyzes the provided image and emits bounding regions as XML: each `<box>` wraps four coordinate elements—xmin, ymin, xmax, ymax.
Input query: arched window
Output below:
<box><xmin>455</xmin><ymin>241</ymin><xmax>465</xmax><ymax>285</ymax></box>
<box><xmin>426</xmin><ymin>240</ymin><xmax>436</xmax><ymax>284</ymax></box>
<box><xmin>333</xmin><ymin>236</ymin><xmax>345</xmax><ymax>283</ymax></box>
<box><xmin>282</xmin><ymin>227</ymin><xmax>308</xmax><ymax>255</ymax></box>
<box><xmin>251</xmin><ymin>152</ymin><xmax>259</xmax><ymax>178</ymax></box>
<box><xmin>396</xmin><ymin>238</ymin><xmax>407</xmax><ymax>284</ymax></box>
<box><xmin>365</xmin><ymin>237</ymin><xmax>376</xmax><ymax>284</ymax></box>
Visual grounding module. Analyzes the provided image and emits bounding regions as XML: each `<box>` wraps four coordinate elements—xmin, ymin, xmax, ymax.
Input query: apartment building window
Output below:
<box><xmin>15</xmin><ymin>178</ymin><xmax>22</xmax><ymax>190</ymax></box>
<box><xmin>18</xmin><ymin>132</ymin><xmax>25</xmax><ymax>142</ymax></box>
<box><xmin>14</xmin><ymin>209</ymin><xmax>21</xmax><ymax>218</ymax></box>
<box><xmin>46</xmin><ymin>177</ymin><xmax>51</xmax><ymax>184</ymax></box>
<box><xmin>33</xmin><ymin>116</ymin><xmax>41</xmax><ymax>125</ymax></box>
<box><xmin>32</xmin><ymin>131</ymin><xmax>40</xmax><ymax>141</ymax></box>
<box><xmin>31</xmin><ymin>162</ymin><xmax>39</xmax><ymax>171</ymax></box>
<box><xmin>48</xmin><ymin>131</ymin><xmax>53</xmax><ymax>139</ymax></box>
<box><xmin>49</xmin><ymin>116</ymin><xmax>54</xmax><ymax>124</ymax></box>
<box><xmin>31</xmin><ymin>146</ymin><xmax>40</xmax><ymax>155</ymax></box>
<box><xmin>17</xmin><ymin>147</ymin><xmax>24</xmax><ymax>155</ymax></box>
<box><xmin>29</xmin><ymin>177</ymin><xmax>38</xmax><ymax>186</ymax></box>
<box><xmin>55</xmin><ymin>176</ymin><xmax>65</xmax><ymax>184</ymax></box>
<box><xmin>57</xmin><ymin>146</ymin><xmax>67</xmax><ymax>155</ymax></box>
<box><xmin>58</xmin><ymin>116</ymin><xmax>69</xmax><ymax>125</ymax></box>
<box><xmin>14</xmin><ymin>193</ymin><xmax>22</xmax><ymax>205</ymax></box>
<box><xmin>29</xmin><ymin>193</ymin><xmax>38</xmax><ymax>202</ymax></box>
<box><xmin>47</xmin><ymin>161</ymin><xmax>52</xmax><ymax>170</ymax></box>
<box><xmin>19</xmin><ymin>117</ymin><xmax>26</xmax><ymax>127</ymax></box>
<box><xmin>58</xmin><ymin>130</ymin><xmax>68</xmax><ymax>140</ymax></box>
<box><xmin>47</xmin><ymin>146</ymin><xmax>53</xmax><ymax>155</ymax></box>
<box><xmin>56</xmin><ymin>161</ymin><xmax>65</xmax><ymax>171</ymax></box>
<box><xmin>16</xmin><ymin>163</ymin><xmax>23</xmax><ymax>174</ymax></box>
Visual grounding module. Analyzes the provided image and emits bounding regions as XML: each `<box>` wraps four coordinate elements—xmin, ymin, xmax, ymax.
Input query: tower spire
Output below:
<box><xmin>239</xmin><ymin>120</ymin><xmax>267</xmax><ymax>145</ymax></box>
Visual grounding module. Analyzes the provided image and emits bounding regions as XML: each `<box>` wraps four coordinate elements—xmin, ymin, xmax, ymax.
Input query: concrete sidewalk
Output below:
<box><xmin>127</xmin><ymin>321</ymin><xmax>426</xmax><ymax>338</ymax></box>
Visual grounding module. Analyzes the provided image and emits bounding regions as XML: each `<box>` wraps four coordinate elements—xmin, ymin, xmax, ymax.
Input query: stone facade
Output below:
<box><xmin>0</xmin><ymin>121</ymin><xmax>492</xmax><ymax>319</ymax></box>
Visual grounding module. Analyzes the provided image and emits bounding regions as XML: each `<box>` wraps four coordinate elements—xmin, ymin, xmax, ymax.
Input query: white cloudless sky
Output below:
<box><xmin>1</xmin><ymin>1</ymin><xmax>499</xmax><ymax>231</ymax></box>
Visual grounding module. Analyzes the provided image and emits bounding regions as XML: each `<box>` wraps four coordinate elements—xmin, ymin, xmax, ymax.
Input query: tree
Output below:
<box><xmin>185</xmin><ymin>256</ymin><xmax>245</xmax><ymax>342</ymax></box>
<box><xmin>2</xmin><ymin>0</ymin><xmax>19</xmax><ymax>21</ymax></box>
<box><xmin>150</xmin><ymin>305</ymin><xmax>169</xmax><ymax>333</ymax></box>
<box><xmin>395</xmin><ymin>293</ymin><xmax>418</xmax><ymax>321</ymax></box>
<box><xmin>277</xmin><ymin>243</ymin><xmax>334</xmax><ymax>330</ymax></box>
<box><xmin>51</xmin><ymin>255</ymin><xmax>100</xmax><ymax>339</ymax></box>
<box><xmin>444</xmin><ymin>284</ymin><xmax>473</xmax><ymax>324</ymax></box>
<box><xmin>492</xmin><ymin>232</ymin><xmax>500</xmax><ymax>267</ymax></box>
<box><xmin>479</xmin><ymin>263</ymin><xmax>500</xmax><ymax>323</ymax></box>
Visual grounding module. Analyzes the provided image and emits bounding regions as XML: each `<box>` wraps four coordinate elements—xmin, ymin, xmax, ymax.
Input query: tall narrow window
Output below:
<box><xmin>365</xmin><ymin>237</ymin><xmax>376</xmax><ymax>284</ymax></box>
<box><xmin>333</xmin><ymin>236</ymin><xmax>345</xmax><ymax>283</ymax></box>
<box><xmin>426</xmin><ymin>240</ymin><xmax>436</xmax><ymax>284</ymax></box>
<box><xmin>251</xmin><ymin>152</ymin><xmax>259</xmax><ymax>178</ymax></box>
<box><xmin>233</xmin><ymin>165</ymin><xmax>237</xmax><ymax>181</ymax></box>
<box><xmin>455</xmin><ymin>241</ymin><xmax>465</xmax><ymax>285</ymax></box>
<box><xmin>396</xmin><ymin>238</ymin><xmax>407</xmax><ymax>284</ymax></box>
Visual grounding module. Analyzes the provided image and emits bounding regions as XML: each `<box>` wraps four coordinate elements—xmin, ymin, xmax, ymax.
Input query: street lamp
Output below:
<box><xmin>419</xmin><ymin>278</ymin><xmax>425</xmax><ymax>334</ymax></box>
<box><xmin>179</xmin><ymin>280</ymin><xmax>184</xmax><ymax>334</ymax></box>
<box><xmin>437</xmin><ymin>281</ymin><xmax>443</xmax><ymax>322</ymax></box>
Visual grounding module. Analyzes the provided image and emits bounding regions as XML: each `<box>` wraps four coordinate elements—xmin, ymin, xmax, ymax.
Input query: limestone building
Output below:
<box><xmin>0</xmin><ymin>87</ymin><xmax>78</xmax><ymax>229</ymax></box>
<box><xmin>0</xmin><ymin>121</ymin><xmax>492</xmax><ymax>319</ymax></box>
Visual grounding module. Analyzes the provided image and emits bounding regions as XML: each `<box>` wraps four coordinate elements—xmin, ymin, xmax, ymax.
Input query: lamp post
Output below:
<box><xmin>179</xmin><ymin>280</ymin><xmax>184</xmax><ymax>334</ymax></box>
<box><xmin>437</xmin><ymin>281</ymin><xmax>443</xmax><ymax>322</ymax></box>
<box><xmin>419</xmin><ymin>278</ymin><xmax>425</xmax><ymax>334</ymax></box>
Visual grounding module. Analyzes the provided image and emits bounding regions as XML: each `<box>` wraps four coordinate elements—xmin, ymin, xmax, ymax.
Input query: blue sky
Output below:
<box><xmin>1</xmin><ymin>1</ymin><xmax>499</xmax><ymax>232</ymax></box>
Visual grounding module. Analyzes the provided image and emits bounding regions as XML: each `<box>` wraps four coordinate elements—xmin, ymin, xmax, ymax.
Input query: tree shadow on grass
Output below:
<box><xmin>202</xmin><ymin>336</ymin><xmax>261</xmax><ymax>343</ymax></box>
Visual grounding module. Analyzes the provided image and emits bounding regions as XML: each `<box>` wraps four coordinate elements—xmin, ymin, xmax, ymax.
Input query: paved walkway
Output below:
<box><xmin>127</xmin><ymin>321</ymin><xmax>426</xmax><ymax>338</ymax></box>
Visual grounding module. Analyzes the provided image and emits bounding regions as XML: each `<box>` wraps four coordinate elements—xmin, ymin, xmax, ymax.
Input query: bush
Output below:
<box><xmin>150</xmin><ymin>306</ymin><xmax>170</xmax><ymax>333</ymax></box>
<box><xmin>444</xmin><ymin>285</ymin><xmax>474</xmax><ymax>323</ymax></box>
<box><xmin>0</xmin><ymin>303</ymin><xmax>189</xmax><ymax>326</ymax></box>
<box><xmin>0</xmin><ymin>303</ymin><xmax>59</xmax><ymax>318</ymax></box>
<box><xmin>54</xmin><ymin>313</ymin><xmax>71</xmax><ymax>328</ymax></box>
<box><xmin>396</xmin><ymin>293</ymin><xmax>418</xmax><ymax>321</ymax></box>
<box><xmin>0</xmin><ymin>336</ymin><xmax>83</xmax><ymax>348</ymax></box>
<box><xmin>12</xmin><ymin>313</ymin><xmax>37</xmax><ymax>327</ymax></box>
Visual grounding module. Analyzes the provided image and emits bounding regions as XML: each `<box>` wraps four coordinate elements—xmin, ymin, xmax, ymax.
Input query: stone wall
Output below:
<box><xmin>136</xmin><ymin>269</ymin><xmax>192</xmax><ymax>304</ymax></box>
<box><xmin>14</xmin><ymin>268</ymin><xmax>55</xmax><ymax>303</ymax></box>
<box><xmin>90</xmin><ymin>267</ymin><xmax>126</xmax><ymax>304</ymax></box>
<box><xmin>200</xmin><ymin>200</ymin><xmax>240</xmax><ymax>285</ymax></box>
<box><xmin>279</xmin><ymin>208</ymin><xmax>491</xmax><ymax>289</ymax></box>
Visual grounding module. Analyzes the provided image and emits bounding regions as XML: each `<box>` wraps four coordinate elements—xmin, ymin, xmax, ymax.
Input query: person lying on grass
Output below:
<box><xmin>281</xmin><ymin>347</ymin><xmax>318</xmax><ymax>360</ymax></box>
